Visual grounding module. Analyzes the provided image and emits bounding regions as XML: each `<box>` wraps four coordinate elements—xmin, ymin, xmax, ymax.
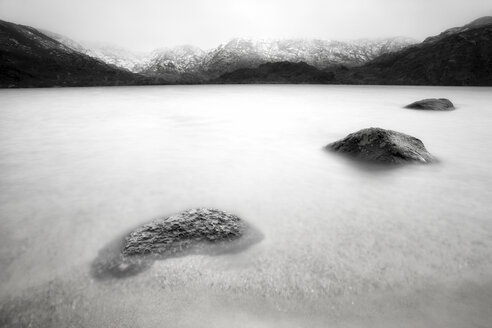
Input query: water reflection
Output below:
<box><xmin>322</xmin><ymin>146</ymin><xmax>431</xmax><ymax>174</ymax></box>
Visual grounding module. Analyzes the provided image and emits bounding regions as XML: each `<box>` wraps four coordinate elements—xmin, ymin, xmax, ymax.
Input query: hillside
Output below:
<box><xmin>0</xmin><ymin>20</ymin><xmax>148</xmax><ymax>88</ymax></box>
<box><xmin>43</xmin><ymin>31</ymin><xmax>150</xmax><ymax>73</ymax></box>
<box><xmin>215</xmin><ymin>61</ymin><xmax>335</xmax><ymax>84</ymax></box>
<box><xmin>336</xmin><ymin>17</ymin><xmax>492</xmax><ymax>86</ymax></box>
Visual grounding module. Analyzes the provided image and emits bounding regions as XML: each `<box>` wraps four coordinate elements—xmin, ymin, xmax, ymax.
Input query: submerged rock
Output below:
<box><xmin>405</xmin><ymin>98</ymin><xmax>454</xmax><ymax>110</ymax></box>
<box><xmin>326</xmin><ymin>127</ymin><xmax>433</xmax><ymax>164</ymax></box>
<box><xmin>91</xmin><ymin>208</ymin><xmax>261</xmax><ymax>279</ymax></box>
<box><xmin>123</xmin><ymin>208</ymin><xmax>246</xmax><ymax>256</ymax></box>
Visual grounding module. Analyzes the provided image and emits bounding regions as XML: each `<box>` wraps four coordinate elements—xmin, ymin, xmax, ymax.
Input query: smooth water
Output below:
<box><xmin>1</xmin><ymin>85</ymin><xmax>491</xmax><ymax>327</ymax></box>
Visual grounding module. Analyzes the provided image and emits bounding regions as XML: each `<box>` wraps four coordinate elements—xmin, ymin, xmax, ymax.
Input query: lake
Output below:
<box><xmin>1</xmin><ymin>85</ymin><xmax>491</xmax><ymax>327</ymax></box>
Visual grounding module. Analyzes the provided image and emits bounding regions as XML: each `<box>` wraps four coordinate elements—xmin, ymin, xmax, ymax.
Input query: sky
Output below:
<box><xmin>0</xmin><ymin>0</ymin><xmax>491</xmax><ymax>51</ymax></box>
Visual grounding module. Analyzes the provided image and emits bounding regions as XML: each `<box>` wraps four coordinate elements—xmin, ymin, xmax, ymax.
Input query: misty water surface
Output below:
<box><xmin>0</xmin><ymin>85</ymin><xmax>491</xmax><ymax>327</ymax></box>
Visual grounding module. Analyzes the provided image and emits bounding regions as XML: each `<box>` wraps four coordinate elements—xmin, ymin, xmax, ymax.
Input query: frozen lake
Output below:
<box><xmin>1</xmin><ymin>85</ymin><xmax>492</xmax><ymax>327</ymax></box>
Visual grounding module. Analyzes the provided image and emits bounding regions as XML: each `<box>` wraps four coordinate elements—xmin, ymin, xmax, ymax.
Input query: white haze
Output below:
<box><xmin>0</xmin><ymin>0</ymin><xmax>491</xmax><ymax>51</ymax></box>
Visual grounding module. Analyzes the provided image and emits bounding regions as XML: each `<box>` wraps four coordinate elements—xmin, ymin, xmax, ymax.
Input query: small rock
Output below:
<box><xmin>405</xmin><ymin>98</ymin><xmax>454</xmax><ymax>110</ymax></box>
<box><xmin>326</xmin><ymin>127</ymin><xmax>434</xmax><ymax>164</ymax></box>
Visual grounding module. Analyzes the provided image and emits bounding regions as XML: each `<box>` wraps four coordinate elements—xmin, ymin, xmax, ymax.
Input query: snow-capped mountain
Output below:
<box><xmin>139</xmin><ymin>45</ymin><xmax>206</xmax><ymax>75</ymax></box>
<box><xmin>81</xmin><ymin>42</ymin><xmax>150</xmax><ymax>72</ymax></box>
<box><xmin>40</xmin><ymin>30</ymin><xmax>416</xmax><ymax>80</ymax></box>
<box><xmin>200</xmin><ymin>37</ymin><xmax>415</xmax><ymax>77</ymax></box>
<box><xmin>342</xmin><ymin>37</ymin><xmax>418</xmax><ymax>63</ymax></box>
<box><xmin>2</xmin><ymin>16</ymin><xmax>490</xmax><ymax>87</ymax></box>
<box><xmin>41</xmin><ymin>31</ymin><xmax>149</xmax><ymax>72</ymax></box>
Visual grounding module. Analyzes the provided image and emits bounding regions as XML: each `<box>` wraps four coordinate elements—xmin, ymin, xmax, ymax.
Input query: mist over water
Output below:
<box><xmin>0</xmin><ymin>85</ymin><xmax>491</xmax><ymax>327</ymax></box>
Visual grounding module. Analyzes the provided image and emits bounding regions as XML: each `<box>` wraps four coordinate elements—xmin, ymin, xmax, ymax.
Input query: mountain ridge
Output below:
<box><xmin>336</xmin><ymin>17</ymin><xmax>492</xmax><ymax>86</ymax></box>
<box><xmin>423</xmin><ymin>16</ymin><xmax>492</xmax><ymax>44</ymax></box>
<box><xmin>214</xmin><ymin>16</ymin><xmax>492</xmax><ymax>86</ymax></box>
<box><xmin>1</xmin><ymin>16</ymin><xmax>491</xmax><ymax>87</ymax></box>
<box><xmin>0</xmin><ymin>19</ymin><xmax>153</xmax><ymax>88</ymax></box>
<box><xmin>46</xmin><ymin>33</ymin><xmax>416</xmax><ymax>79</ymax></box>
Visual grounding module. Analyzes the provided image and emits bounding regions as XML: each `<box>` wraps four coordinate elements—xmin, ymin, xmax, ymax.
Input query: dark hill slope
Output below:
<box><xmin>338</xmin><ymin>21</ymin><xmax>492</xmax><ymax>86</ymax></box>
<box><xmin>0</xmin><ymin>20</ymin><xmax>146</xmax><ymax>88</ymax></box>
<box><xmin>423</xmin><ymin>16</ymin><xmax>492</xmax><ymax>44</ymax></box>
<box><xmin>215</xmin><ymin>61</ymin><xmax>335</xmax><ymax>84</ymax></box>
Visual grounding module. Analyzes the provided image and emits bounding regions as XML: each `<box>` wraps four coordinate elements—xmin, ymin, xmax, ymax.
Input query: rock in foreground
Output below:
<box><xmin>91</xmin><ymin>208</ymin><xmax>260</xmax><ymax>279</ymax></box>
<box><xmin>123</xmin><ymin>208</ymin><xmax>246</xmax><ymax>256</ymax></box>
<box><xmin>326</xmin><ymin>128</ymin><xmax>433</xmax><ymax>164</ymax></box>
<box><xmin>405</xmin><ymin>98</ymin><xmax>454</xmax><ymax>110</ymax></box>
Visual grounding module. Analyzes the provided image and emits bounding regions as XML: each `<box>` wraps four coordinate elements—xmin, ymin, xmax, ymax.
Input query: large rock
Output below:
<box><xmin>123</xmin><ymin>208</ymin><xmax>246</xmax><ymax>256</ymax></box>
<box><xmin>405</xmin><ymin>98</ymin><xmax>454</xmax><ymax>110</ymax></box>
<box><xmin>326</xmin><ymin>127</ymin><xmax>433</xmax><ymax>164</ymax></box>
<box><xmin>91</xmin><ymin>208</ymin><xmax>260</xmax><ymax>279</ymax></box>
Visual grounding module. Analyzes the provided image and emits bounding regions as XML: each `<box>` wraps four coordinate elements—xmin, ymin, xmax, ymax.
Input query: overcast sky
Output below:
<box><xmin>0</xmin><ymin>0</ymin><xmax>491</xmax><ymax>51</ymax></box>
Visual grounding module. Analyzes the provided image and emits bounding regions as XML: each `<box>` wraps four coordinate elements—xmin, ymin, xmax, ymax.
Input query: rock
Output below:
<box><xmin>91</xmin><ymin>208</ymin><xmax>261</xmax><ymax>279</ymax></box>
<box><xmin>405</xmin><ymin>98</ymin><xmax>454</xmax><ymax>110</ymax></box>
<box><xmin>326</xmin><ymin>127</ymin><xmax>433</xmax><ymax>164</ymax></box>
<box><xmin>123</xmin><ymin>208</ymin><xmax>246</xmax><ymax>256</ymax></box>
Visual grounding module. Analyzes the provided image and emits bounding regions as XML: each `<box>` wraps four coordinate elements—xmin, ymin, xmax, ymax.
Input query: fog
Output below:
<box><xmin>0</xmin><ymin>0</ymin><xmax>491</xmax><ymax>50</ymax></box>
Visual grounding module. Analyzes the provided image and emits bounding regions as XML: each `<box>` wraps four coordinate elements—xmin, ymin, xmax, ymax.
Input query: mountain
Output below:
<box><xmin>82</xmin><ymin>43</ymin><xmax>149</xmax><ymax>73</ymax></box>
<box><xmin>39</xmin><ymin>30</ymin><xmax>90</xmax><ymax>55</ymax></box>
<box><xmin>423</xmin><ymin>16</ymin><xmax>492</xmax><ymax>44</ymax></box>
<box><xmin>2</xmin><ymin>16</ymin><xmax>491</xmax><ymax>87</ymax></box>
<box><xmin>214</xmin><ymin>61</ymin><xmax>335</xmax><ymax>84</ymax></box>
<box><xmin>137</xmin><ymin>45</ymin><xmax>207</xmax><ymax>82</ymax></box>
<box><xmin>336</xmin><ymin>17</ymin><xmax>492</xmax><ymax>86</ymax></box>
<box><xmin>0</xmin><ymin>20</ymin><xmax>148</xmax><ymax>88</ymax></box>
<box><xmin>201</xmin><ymin>37</ymin><xmax>415</xmax><ymax>78</ymax></box>
<box><xmin>42</xmin><ymin>29</ymin><xmax>415</xmax><ymax>81</ymax></box>
<box><xmin>60</xmin><ymin>37</ymin><xmax>412</xmax><ymax>80</ymax></box>
<box><xmin>45</xmin><ymin>34</ymin><xmax>206</xmax><ymax>81</ymax></box>
<box><xmin>41</xmin><ymin>31</ymin><xmax>149</xmax><ymax>72</ymax></box>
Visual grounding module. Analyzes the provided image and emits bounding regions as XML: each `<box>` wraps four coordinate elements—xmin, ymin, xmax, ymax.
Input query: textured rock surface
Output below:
<box><xmin>405</xmin><ymin>98</ymin><xmax>454</xmax><ymax>110</ymax></box>
<box><xmin>91</xmin><ymin>208</ymin><xmax>259</xmax><ymax>279</ymax></box>
<box><xmin>123</xmin><ymin>208</ymin><xmax>246</xmax><ymax>256</ymax></box>
<box><xmin>326</xmin><ymin>128</ymin><xmax>433</xmax><ymax>164</ymax></box>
